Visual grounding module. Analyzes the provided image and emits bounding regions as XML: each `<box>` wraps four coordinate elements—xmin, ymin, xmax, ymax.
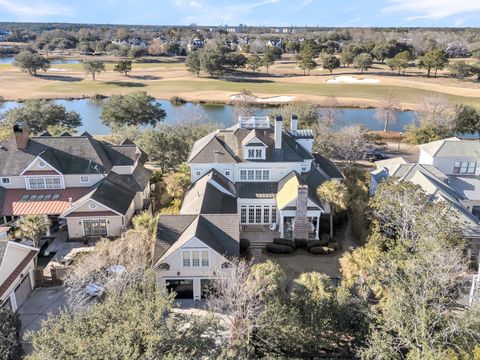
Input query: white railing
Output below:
<box><xmin>238</xmin><ymin>116</ymin><xmax>270</xmax><ymax>129</ymax></box>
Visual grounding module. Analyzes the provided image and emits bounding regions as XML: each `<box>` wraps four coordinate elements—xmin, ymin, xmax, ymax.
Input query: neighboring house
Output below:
<box><xmin>153</xmin><ymin>115</ymin><xmax>343</xmax><ymax>299</ymax></box>
<box><xmin>153</xmin><ymin>214</ymin><xmax>239</xmax><ymax>300</ymax></box>
<box><xmin>0</xmin><ymin>240</ymin><xmax>38</xmax><ymax>311</ymax></box>
<box><xmin>370</xmin><ymin>137</ymin><xmax>480</xmax><ymax>251</ymax></box>
<box><xmin>0</xmin><ymin>125</ymin><xmax>152</xmax><ymax>240</ymax></box>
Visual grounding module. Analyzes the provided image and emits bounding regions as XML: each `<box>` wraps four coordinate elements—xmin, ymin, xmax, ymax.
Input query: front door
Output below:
<box><xmin>83</xmin><ymin>219</ymin><xmax>108</xmax><ymax>237</ymax></box>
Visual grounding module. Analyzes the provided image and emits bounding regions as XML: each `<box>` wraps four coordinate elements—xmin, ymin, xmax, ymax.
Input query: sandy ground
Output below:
<box><xmin>0</xmin><ymin>57</ymin><xmax>479</xmax><ymax>109</ymax></box>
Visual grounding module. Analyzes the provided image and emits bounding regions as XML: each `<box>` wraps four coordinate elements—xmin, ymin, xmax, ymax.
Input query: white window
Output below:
<box><xmin>248</xmin><ymin>207</ymin><xmax>255</xmax><ymax>223</ymax></box>
<box><xmin>454</xmin><ymin>161</ymin><xmax>461</xmax><ymax>173</ymax></box>
<box><xmin>89</xmin><ymin>203</ymin><xmax>98</xmax><ymax>210</ymax></box>
<box><xmin>182</xmin><ymin>251</ymin><xmax>190</xmax><ymax>267</ymax></box>
<box><xmin>195</xmin><ymin>170</ymin><xmax>201</xmax><ymax>177</ymax></box>
<box><xmin>247</xmin><ymin>170</ymin><xmax>254</xmax><ymax>180</ymax></box>
<box><xmin>272</xmin><ymin>206</ymin><xmax>277</xmax><ymax>223</ymax></box>
<box><xmin>468</xmin><ymin>162</ymin><xmax>476</xmax><ymax>174</ymax></box>
<box><xmin>27</xmin><ymin>177</ymin><xmax>62</xmax><ymax>190</ymax></box>
<box><xmin>80</xmin><ymin>175</ymin><xmax>89</xmax><ymax>183</ymax></box>
<box><xmin>192</xmin><ymin>250</ymin><xmax>200</xmax><ymax>267</ymax></box>
<box><xmin>182</xmin><ymin>250</ymin><xmax>209</xmax><ymax>267</ymax></box>
<box><xmin>246</xmin><ymin>147</ymin><xmax>265</xmax><ymax>159</ymax></box>
<box><xmin>1</xmin><ymin>177</ymin><xmax>10</xmax><ymax>184</ymax></box>
<box><xmin>454</xmin><ymin>161</ymin><xmax>477</xmax><ymax>174</ymax></box>
<box><xmin>262</xmin><ymin>170</ymin><xmax>269</xmax><ymax>180</ymax></box>
<box><xmin>247</xmin><ymin>149</ymin><xmax>255</xmax><ymax>158</ymax></box>
<box><xmin>264</xmin><ymin>207</ymin><xmax>270</xmax><ymax>223</ymax></box>
<box><xmin>240</xmin><ymin>206</ymin><xmax>247</xmax><ymax>223</ymax></box>
<box><xmin>201</xmin><ymin>250</ymin><xmax>209</xmax><ymax>266</ymax></box>
<box><xmin>240</xmin><ymin>170</ymin><xmax>247</xmax><ymax>180</ymax></box>
<box><xmin>255</xmin><ymin>170</ymin><xmax>262</xmax><ymax>180</ymax></box>
<box><xmin>38</xmin><ymin>161</ymin><xmax>45</xmax><ymax>168</ymax></box>
<box><xmin>225</xmin><ymin>170</ymin><xmax>231</xmax><ymax>176</ymax></box>
<box><xmin>301</xmin><ymin>167</ymin><xmax>307</xmax><ymax>172</ymax></box>
<box><xmin>255</xmin><ymin>149</ymin><xmax>263</xmax><ymax>158</ymax></box>
<box><xmin>255</xmin><ymin>206</ymin><xmax>262</xmax><ymax>224</ymax></box>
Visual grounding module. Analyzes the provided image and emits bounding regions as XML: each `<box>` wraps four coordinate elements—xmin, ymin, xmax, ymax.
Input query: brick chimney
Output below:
<box><xmin>13</xmin><ymin>124</ymin><xmax>29</xmax><ymax>150</ymax></box>
<box><xmin>290</xmin><ymin>115</ymin><xmax>298</xmax><ymax>131</ymax></box>
<box><xmin>292</xmin><ymin>185</ymin><xmax>312</xmax><ymax>240</ymax></box>
<box><xmin>274</xmin><ymin>115</ymin><xmax>282</xmax><ymax>150</ymax></box>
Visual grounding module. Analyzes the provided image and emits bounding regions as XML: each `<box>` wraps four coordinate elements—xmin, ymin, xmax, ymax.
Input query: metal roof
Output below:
<box><xmin>448</xmin><ymin>176</ymin><xmax>480</xmax><ymax>201</ymax></box>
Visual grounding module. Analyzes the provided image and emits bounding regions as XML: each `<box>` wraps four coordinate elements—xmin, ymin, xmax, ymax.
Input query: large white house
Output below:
<box><xmin>370</xmin><ymin>137</ymin><xmax>480</xmax><ymax>249</ymax></box>
<box><xmin>0</xmin><ymin>125</ymin><xmax>152</xmax><ymax>240</ymax></box>
<box><xmin>153</xmin><ymin>116</ymin><xmax>343</xmax><ymax>299</ymax></box>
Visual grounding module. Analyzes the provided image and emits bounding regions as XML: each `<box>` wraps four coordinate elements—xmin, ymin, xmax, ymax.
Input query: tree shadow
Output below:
<box><xmin>103</xmin><ymin>81</ymin><xmax>146</xmax><ymax>87</ymax></box>
<box><xmin>222</xmin><ymin>77</ymin><xmax>274</xmax><ymax>84</ymax></box>
<box><xmin>129</xmin><ymin>75</ymin><xmax>161</xmax><ymax>80</ymax></box>
<box><xmin>37</xmin><ymin>74</ymin><xmax>83</xmax><ymax>82</ymax></box>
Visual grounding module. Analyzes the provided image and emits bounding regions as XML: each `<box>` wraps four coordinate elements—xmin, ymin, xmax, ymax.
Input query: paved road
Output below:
<box><xmin>17</xmin><ymin>286</ymin><xmax>67</xmax><ymax>354</ymax></box>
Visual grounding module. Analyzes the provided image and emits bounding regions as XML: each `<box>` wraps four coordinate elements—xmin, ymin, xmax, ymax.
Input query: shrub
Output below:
<box><xmin>320</xmin><ymin>233</ymin><xmax>331</xmax><ymax>245</ymax></box>
<box><xmin>170</xmin><ymin>96</ymin><xmax>186</xmax><ymax>105</ymax></box>
<box><xmin>306</xmin><ymin>240</ymin><xmax>325</xmax><ymax>250</ymax></box>
<box><xmin>294</xmin><ymin>238</ymin><xmax>307</xmax><ymax>249</ymax></box>
<box><xmin>240</xmin><ymin>238</ymin><xmax>250</xmax><ymax>253</ymax></box>
<box><xmin>309</xmin><ymin>246</ymin><xmax>335</xmax><ymax>255</ymax></box>
<box><xmin>150</xmin><ymin>171</ymin><xmax>163</xmax><ymax>183</ymax></box>
<box><xmin>266</xmin><ymin>243</ymin><xmax>295</xmax><ymax>254</ymax></box>
<box><xmin>273</xmin><ymin>238</ymin><xmax>295</xmax><ymax>248</ymax></box>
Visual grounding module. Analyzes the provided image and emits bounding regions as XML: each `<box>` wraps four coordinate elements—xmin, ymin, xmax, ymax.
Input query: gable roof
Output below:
<box><xmin>181</xmin><ymin>169</ymin><xmax>237</xmax><ymax>215</ymax></box>
<box><xmin>154</xmin><ymin>214</ymin><xmax>240</xmax><ymax>265</ymax></box>
<box><xmin>188</xmin><ymin>125</ymin><xmax>313</xmax><ymax>164</ymax></box>
<box><xmin>312</xmin><ymin>153</ymin><xmax>344</xmax><ymax>179</ymax></box>
<box><xmin>419</xmin><ymin>137</ymin><xmax>480</xmax><ymax>158</ymax></box>
<box><xmin>0</xmin><ymin>134</ymin><xmax>146</xmax><ymax>176</ymax></box>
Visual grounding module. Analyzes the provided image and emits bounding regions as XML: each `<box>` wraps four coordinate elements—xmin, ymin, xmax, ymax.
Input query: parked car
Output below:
<box><xmin>365</xmin><ymin>151</ymin><xmax>389</xmax><ymax>162</ymax></box>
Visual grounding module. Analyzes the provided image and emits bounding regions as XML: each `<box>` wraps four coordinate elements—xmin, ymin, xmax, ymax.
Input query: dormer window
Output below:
<box><xmin>245</xmin><ymin>146</ymin><xmax>265</xmax><ymax>160</ymax></box>
<box><xmin>454</xmin><ymin>161</ymin><xmax>476</xmax><ymax>174</ymax></box>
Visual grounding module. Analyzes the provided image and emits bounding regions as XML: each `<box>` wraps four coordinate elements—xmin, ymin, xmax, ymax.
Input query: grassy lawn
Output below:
<box><xmin>38</xmin><ymin>78</ymin><xmax>480</xmax><ymax>108</ymax></box>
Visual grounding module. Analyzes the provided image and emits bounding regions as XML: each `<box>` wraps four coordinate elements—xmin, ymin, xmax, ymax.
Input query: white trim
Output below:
<box><xmin>7</xmin><ymin>240</ymin><xmax>40</xmax><ymax>252</ymax></box>
<box><xmin>20</xmin><ymin>155</ymin><xmax>62</xmax><ymax>176</ymax></box>
<box><xmin>60</xmin><ymin>198</ymin><xmax>124</xmax><ymax>217</ymax></box>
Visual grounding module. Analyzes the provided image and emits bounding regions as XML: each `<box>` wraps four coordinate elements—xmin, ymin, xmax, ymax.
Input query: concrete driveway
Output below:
<box><xmin>17</xmin><ymin>286</ymin><xmax>67</xmax><ymax>353</ymax></box>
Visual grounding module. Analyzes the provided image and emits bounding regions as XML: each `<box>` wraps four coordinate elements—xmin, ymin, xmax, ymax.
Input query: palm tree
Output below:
<box><xmin>14</xmin><ymin>214</ymin><xmax>51</xmax><ymax>248</ymax></box>
<box><xmin>132</xmin><ymin>211</ymin><xmax>160</xmax><ymax>239</ymax></box>
<box><xmin>316</xmin><ymin>180</ymin><xmax>348</xmax><ymax>239</ymax></box>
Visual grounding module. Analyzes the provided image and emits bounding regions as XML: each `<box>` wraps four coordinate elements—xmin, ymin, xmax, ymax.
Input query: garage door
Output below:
<box><xmin>166</xmin><ymin>280</ymin><xmax>193</xmax><ymax>299</ymax></box>
<box><xmin>14</xmin><ymin>274</ymin><xmax>32</xmax><ymax>309</ymax></box>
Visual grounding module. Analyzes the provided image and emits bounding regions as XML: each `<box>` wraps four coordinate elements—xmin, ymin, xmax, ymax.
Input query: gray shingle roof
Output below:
<box><xmin>312</xmin><ymin>153</ymin><xmax>344</xmax><ymax>179</ymax></box>
<box><xmin>189</xmin><ymin>125</ymin><xmax>313</xmax><ymax>164</ymax></box>
<box><xmin>154</xmin><ymin>214</ymin><xmax>240</xmax><ymax>264</ymax></box>
<box><xmin>419</xmin><ymin>137</ymin><xmax>480</xmax><ymax>158</ymax></box>
<box><xmin>0</xmin><ymin>135</ymin><xmax>145</xmax><ymax>176</ymax></box>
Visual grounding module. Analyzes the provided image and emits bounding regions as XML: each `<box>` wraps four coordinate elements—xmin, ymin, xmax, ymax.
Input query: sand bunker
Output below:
<box><xmin>48</xmin><ymin>68</ymin><xmax>67</xmax><ymax>72</ymax></box>
<box><xmin>230</xmin><ymin>94</ymin><xmax>295</xmax><ymax>103</ymax></box>
<box><xmin>326</xmin><ymin>75</ymin><xmax>380</xmax><ymax>84</ymax></box>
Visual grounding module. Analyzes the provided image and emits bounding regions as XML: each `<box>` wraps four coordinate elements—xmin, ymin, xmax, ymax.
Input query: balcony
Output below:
<box><xmin>238</xmin><ymin>116</ymin><xmax>271</xmax><ymax>129</ymax></box>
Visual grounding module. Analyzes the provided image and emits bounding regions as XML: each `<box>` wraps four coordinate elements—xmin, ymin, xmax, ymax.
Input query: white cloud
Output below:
<box><xmin>0</xmin><ymin>0</ymin><xmax>71</xmax><ymax>18</ymax></box>
<box><xmin>383</xmin><ymin>0</ymin><xmax>480</xmax><ymax>21</ymax></box>
<box><xmin>173</xmin><ymin>0</ymin><xmax>280</xmax><ymax>25</ymax></box>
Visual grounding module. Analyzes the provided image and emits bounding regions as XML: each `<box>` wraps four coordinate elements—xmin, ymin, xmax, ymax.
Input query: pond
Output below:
<box><xmin>0</xmin><ymin>57</ymin><xmax>81</xmax><ymax>65</ymax></box>
<box><xmin>0</xmin><ymin>99</ymin><xmax>417</xmax><ymax>135</ymax></box>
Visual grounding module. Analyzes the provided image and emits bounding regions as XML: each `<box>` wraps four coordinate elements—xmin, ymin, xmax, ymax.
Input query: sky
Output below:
<box><xmin>0</xmin><ymin>0</ymin><xmax>479</xmax><ymax>27</ymax></box>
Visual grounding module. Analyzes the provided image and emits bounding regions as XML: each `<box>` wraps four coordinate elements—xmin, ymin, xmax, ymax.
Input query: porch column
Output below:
<box><xmin>316</xmin><ymin>216</ymin><xmax>320</xmax><ymax>239</ymax></box>
<box><xmin>44</xmin><ymin>215</ymin><xmax>51</xmax><ymax>236</ymax></box>
<box><xmin>280</xmin><ymin>213</ymin><xmax>284</xmax><ymax>238</ymax></box>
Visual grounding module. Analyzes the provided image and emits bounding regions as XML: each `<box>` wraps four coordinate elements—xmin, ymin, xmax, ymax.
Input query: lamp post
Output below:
<box><xmin>398</xmin><ymin>132</ymin><xmax>403</xmax><ymax>151</ymax></box>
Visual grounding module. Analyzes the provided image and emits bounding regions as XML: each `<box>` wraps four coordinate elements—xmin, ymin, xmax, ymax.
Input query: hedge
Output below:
<box><xmin>273</xmin><ymin>238</ymin><xmax>295</xmax><ymax>249</ymax></box>
<box><xmin>266</xmin><ymin>243</ymin><xmax>295</xmax><ymax>254</ymax></box>
<box><xmin>294</xmin><ymin>238</ymin><xmax>307</xmax><ymax>249</ymax></box>
<box><xmin>309</xmin><ymin>246</ymin><xmax>335</xmax><ymax>255</ymax></box>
